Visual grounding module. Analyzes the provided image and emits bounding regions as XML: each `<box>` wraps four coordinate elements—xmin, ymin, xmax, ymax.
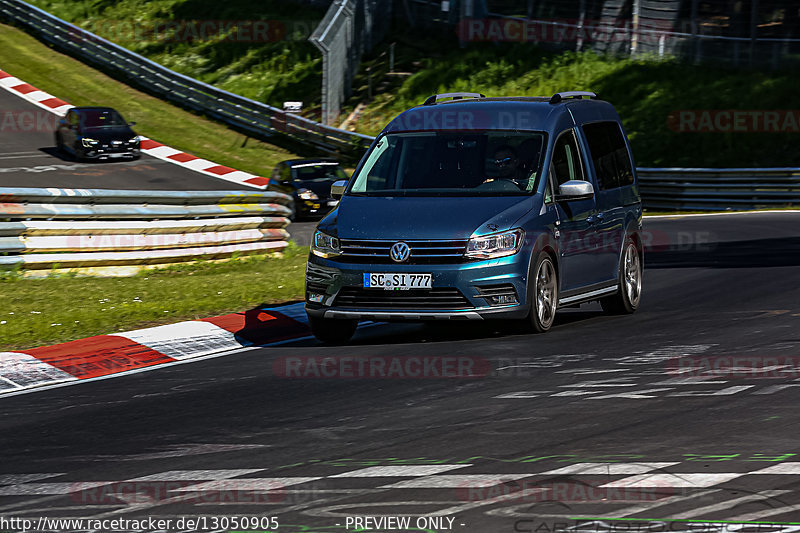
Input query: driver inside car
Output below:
<box><xmin>481</xmin><ymin>145</ymin><xmax>526</xmax><ymax>187</ymax></box>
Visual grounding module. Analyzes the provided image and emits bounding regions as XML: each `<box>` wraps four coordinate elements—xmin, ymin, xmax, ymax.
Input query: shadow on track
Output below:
<box><xmin>645</xmin><ymin>236</ymin><xmax>800</xmax><ymax>268</ymax></box>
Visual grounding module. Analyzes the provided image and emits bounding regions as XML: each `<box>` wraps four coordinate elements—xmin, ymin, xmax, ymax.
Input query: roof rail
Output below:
<box><xmin>549</xmin><ymin>91</ymin><xmax>597</xmax><ymax>104</ymax></box>
<box><xmin>423</xmin><ymin>92</ymin><xmax>485</xmax><ymax>106</ymax></box>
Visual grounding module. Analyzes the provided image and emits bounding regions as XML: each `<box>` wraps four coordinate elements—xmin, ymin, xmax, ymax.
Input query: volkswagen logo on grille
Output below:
<box><xmin>389</xmin><ymin>241</ymin><xmax>411</xmax><ymax>263</ymax></box>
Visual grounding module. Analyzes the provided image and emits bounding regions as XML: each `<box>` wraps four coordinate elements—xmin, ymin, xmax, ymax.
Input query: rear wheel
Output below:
<box><xmin>529</xmin><ymin>252</ymin><xmax>558</xmax><ymax>333</ymax></box>
<box><xmin>309</xmin><ymin>315</ymin><xmax>358</xmax><ymax>345</ymax></box>
<box><xmin>601</xmin><ymin>237</ymin><xmax>642</xmax><ymax>314</ymax></box>
<box><xmin>55</xmin><ymin>132</ymin><xmax>65</xmax><ymax>153</ymax></box>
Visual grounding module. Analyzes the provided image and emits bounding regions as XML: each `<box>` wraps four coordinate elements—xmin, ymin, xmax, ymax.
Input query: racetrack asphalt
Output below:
<box><xmin>1</xmin><ymin>212</ymin><xmax>798</xmax><ymax>530</ymax></box>
<box><xmin>0</xmin><ymin>87</ymin><xmax>255</xmax><ymax>191</ymax></box>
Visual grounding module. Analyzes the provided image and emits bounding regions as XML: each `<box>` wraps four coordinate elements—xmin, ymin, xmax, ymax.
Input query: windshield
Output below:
<box><xmin>293</xmin><ymin>163</ymin><xmax>348</xmax><ymax>182</ymax></box>
<box><xmin>349</xmin><ymin>131</ymin><xmax>545</xmax><ymax>196</ymax></box>
<box><xmin>80</xmin><ymin>109</ymin><xmax>127</xmax><ymax>129</ymax></box>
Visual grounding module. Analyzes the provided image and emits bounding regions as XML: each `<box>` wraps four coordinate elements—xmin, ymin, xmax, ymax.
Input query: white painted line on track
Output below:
<box><xmin>171</xmin><ymin>478</ymin><xmax>322</xmax><ymax>491</ymax></box>
<box><xmin>538</xmin><ymin>462</ymin><xmax>679</xmax><ymax>476</ymax></box>
<box><xmin>379</xmin><ymin>474</ymin><xmax>531</xmax><ymax>489</ymax></box>
<box><xmin>0</xmin><ymin>482</ymin><xmax>114</xmax><ymax>496</ymax></box>
<box><xmin>599</xmin><ymin>472</ymin><xmax>745</xmax><ymax>488</ymax></box>
<box><xmin>330</xmin><ymin>465</ymin><xmax>473</xmax><ymax>478</ymax></box>
<box><xmin>0</xmin><ymin>474</ymin><xmax>65</xmax><ymax>486</ymax></box>
<box><xmin>582</xmin><ymin>489</ymin><xmax>721</xmax><ymax>518</ymax></box>
<box><xmin>751</xmin><ymin>462</ymin><xmax>800</xmax><ymax>474</ymax></box>
<box><xmin>128</xmin><ymin>469</ymin><xmax>265</xmax><ymax>482</ymax></box>
<box><xmin>668</xmin><ymin>490</ymin><xmax>791</xmax><ymax>519</ymax></box>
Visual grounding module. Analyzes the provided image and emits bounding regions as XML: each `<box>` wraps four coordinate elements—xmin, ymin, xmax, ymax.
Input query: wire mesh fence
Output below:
<box><xmin>310</xmin><ymin>0</ymin><xmax>393</xmax><ymax>125</ymax></box>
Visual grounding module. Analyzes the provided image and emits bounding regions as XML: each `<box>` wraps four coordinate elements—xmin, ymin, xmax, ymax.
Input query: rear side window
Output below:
<box><xmin>582</xmin><ymin>121</ymin><xmax>634</xmax><ymax>190</ymax></box>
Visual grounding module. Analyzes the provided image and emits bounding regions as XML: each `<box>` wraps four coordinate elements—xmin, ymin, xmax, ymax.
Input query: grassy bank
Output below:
<box><xmin>346</xmin><ymin>39</ymin><xmax>800</xmax><ymax>167</ymax></box>
<box><xmin>0</xmin><ymin>246</ymin><xmax>307</xmax><ymax>351</ymax></box>
<box><xmin>0</xmin><ymin>23</ymin><xmax>299</xmax><ymax>174</ymax></box>
<box><xmin>26</xmin><ymin>0</ymin><xmax>325</xmax><ymax>116</ymax></box>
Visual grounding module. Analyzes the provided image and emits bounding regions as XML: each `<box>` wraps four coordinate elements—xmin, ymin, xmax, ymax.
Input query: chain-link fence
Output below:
<box><xmin>310</xmin><ymin>0</ymin><xmax>393</xmax><ymax>125</ymax></box>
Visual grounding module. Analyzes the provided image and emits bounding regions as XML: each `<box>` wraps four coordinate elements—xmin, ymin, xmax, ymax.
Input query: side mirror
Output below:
<box><xmin>128</xmin><ymin>121</ymin><xmax>136</xmax><ymax>127</ymax></box>
<box><xmin>555</xmin><ymin>180</ymin><xmax>594</xmax><ymax>202</ymax></box>
<box><xmin>330</xmin><ymin>179</ymin><xmax>347</xmax><ymax>200</ymax></box>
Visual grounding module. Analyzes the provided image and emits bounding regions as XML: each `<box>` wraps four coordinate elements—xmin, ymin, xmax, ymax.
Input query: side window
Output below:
<box><xmin>582</xmin><ymin>121</ymin><xmax>634</xmax><ymax>190</ymax></box>
<box><xmin>550</xmin><ymin>129</ymin><xmax>586</xmax><ymax>189</ymax></box>
<box><xmin>544</xmin><ymin>175</ymin><xmax>554</xmax><ymax>203</ymax></box>
<box><xmin>280</xmin><ymin>165</ymin><xmax>291</xmax><ymax>182</ymax></box>
<box><xmin>68</xmin><ymin>111</ymin><xmax>79</xmax><ymax>128</ymax></box>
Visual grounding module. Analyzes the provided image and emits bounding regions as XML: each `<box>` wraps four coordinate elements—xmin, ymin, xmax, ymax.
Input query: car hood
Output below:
<box><xmin>332</xmin><ymin>195</ymin><xmax>535</xmax><ymax>240</ymax></box>
<box><xmin>82</xmin><ymin>127</ymin><xmax>136</xmax><ymax>142</ymax></box>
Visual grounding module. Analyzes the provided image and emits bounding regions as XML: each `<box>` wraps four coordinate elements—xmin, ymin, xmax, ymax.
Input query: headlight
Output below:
<box><xmin>298</xmin><ymin>188</ymin><xmax>319</xmax><ymax>200</ymax></box>
<box><xmin>465</xmin><ymin>229</ymin><xmax>524</xmax><ymax>259</ymax></box>
<box><xmin>81</xmin><ymin>138</ymin><xmax>99</xmax><ymax>148</ymax></box>
<box><xmin>312</xmin><ymin>230</ymin><xmax>341</xmax><ymax>258</ymax></box>
<box><xmin>128</xmin><ymin>136</ymin><xmax>139</xmax><ymax>144</ymax></box>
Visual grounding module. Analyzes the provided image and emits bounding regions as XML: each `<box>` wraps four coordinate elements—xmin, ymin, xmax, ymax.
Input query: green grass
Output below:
<box><xmin>0</xmin><ymin>22</ymin><xmax>300</xmax><ymax>175</ymax></box>
<box><xmin>346</xmin><ymin>37</ymin><xmax>800</xmax><ymax>167</ymax></box>
<box><xmin>26</xmin><ymin>0</ymin><xmax>325</xmax><ymax>116</ymax></box>
<box><xmin>0</xmin><ymin>245</ymin><xmax>308</xmax><ymax>351</ymax></box>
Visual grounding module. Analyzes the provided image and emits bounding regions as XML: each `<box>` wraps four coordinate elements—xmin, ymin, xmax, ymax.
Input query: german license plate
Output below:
<box><xmin>108</xmin><ymin>153</ymin><xmax>126</xmax><ymax>158</ymax></box>
<box><xmin>364</xmin><ymin>273</ymin><xmax>432</xmax><ymax>290</ymax></box>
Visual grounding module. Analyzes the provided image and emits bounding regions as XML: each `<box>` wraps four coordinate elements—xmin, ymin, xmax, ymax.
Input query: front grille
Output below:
<box><xmin>474</xmin><ymin>284</ymin><xmax>517</xmax><ymax>298</ymax></box>
<box><xmin>334</xmin><ymin>287</ymin><xmax>472</xmax><ymax>309</ymax></box>
<box><xmin>475</xmin><ymin>283</ymin><xmax>518</xmax><ymax>306</ymax></box>
<box><xmin>306</xmin><ymin>281</ymin><xmax>327</xmax><ymax>293</ymax></box>
<box><xmin>338</xmin><ymin>239</ymin><xmax>468</xmax><ymax>264</ymax></box>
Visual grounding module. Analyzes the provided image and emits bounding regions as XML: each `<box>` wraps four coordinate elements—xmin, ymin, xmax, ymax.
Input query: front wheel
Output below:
<box><xmin>528</xmin><ymin>252</ymin><xmax>558</xmax><ymax>333</ymax></box>
<box><xmin>601</xmin><ymin>237</ymin><xmax>642</xmax><ymax>314</ymax></box>
<box><xmin>309</xmin><ymin>315</ymin><xmax>358</xmax><ymax>345</ymax></box>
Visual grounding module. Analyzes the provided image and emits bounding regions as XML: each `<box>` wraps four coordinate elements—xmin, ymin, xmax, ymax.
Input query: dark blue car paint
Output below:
<box><xmin>306</xmin><ymin>96</ymin><xmax>642</xmax><ymax>322</ymax></box>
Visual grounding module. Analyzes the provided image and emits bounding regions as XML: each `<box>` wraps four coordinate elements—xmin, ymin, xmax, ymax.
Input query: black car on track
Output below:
<box><xmin>270</xmin><ymin>159</ymin><xmax>349</xmax><ymax>220</ymax></box>
<box><xmin>55</xmin><ymin>106</ymin><xmax>140</xmax><ymax>161</ymax></box>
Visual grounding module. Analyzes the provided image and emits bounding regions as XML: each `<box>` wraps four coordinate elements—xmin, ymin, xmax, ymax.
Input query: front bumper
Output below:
<box><xmin>305</xmin><ymin>253</ymin><xmax>532</xmax><ymax>322</ymax></box>
<box><xmin>81</xmin><ymin>146</ymin><xmax>140</xmax><ymax>160</ymax></box>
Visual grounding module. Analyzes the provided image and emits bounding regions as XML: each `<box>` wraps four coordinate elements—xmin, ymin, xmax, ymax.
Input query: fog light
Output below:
<box><xmin>489</xmin><ymin>295</ymin><xmax>517</xmax><ymax>305</ymax></box>
<box><xmin>308</xmin><ymin>293</ymin><xmax>325</xmax><ymax>303</ymax></box>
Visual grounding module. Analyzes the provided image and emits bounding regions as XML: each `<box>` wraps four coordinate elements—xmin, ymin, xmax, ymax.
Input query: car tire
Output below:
<box><xmin>601</xmin><ymin>237</ymin><xmax>642</xmax><ymax>315</ymax></box>
<box><xmin>55</xmin><ymin>132</ymin><xmax>65</xmax><ymax>153</ymax></box>
<box><xmin>528</xmin><ymin>252</ymin><xmax>558</xmax><ymax>333</ymax></box>
<box><xmin>73</xmin><ymin>143</ymin><xmax>85</xmax><ymax>162</ymax></box>
<box><xmin>309</xmin><ymin>315</ymin><xmax>358</xmax><ymax>345</ymax></box>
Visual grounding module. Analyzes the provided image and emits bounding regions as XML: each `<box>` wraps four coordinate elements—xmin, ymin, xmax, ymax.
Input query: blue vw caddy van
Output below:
<box><xmin>305</xmin><ymin>91</ymin><xmax>643</xmax><ymax>344</ymax></box>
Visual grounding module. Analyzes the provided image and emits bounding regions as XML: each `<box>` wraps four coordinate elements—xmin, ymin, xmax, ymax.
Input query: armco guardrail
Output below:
<box><xmin>0</xmin><ymin>0</ymin><xmax>374</xmax><ymax>155</ymax></box>
<box><xmin>638</xmin><ymin>168</ymin><xmax>800</xmax><ymax>211</ymax></box>
<box><xmin>0</xmin><ymin>188</ymin><xmax>292</xmax><ymax>274</ymax></box>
